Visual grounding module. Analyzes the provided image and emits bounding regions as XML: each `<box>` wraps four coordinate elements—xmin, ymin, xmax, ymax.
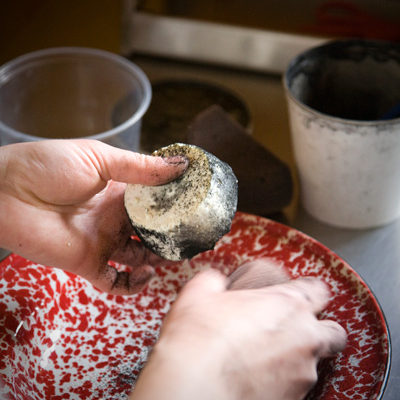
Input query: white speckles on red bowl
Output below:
<box><xmin>0</xmin><ymin>212</ymin><xmax>390</xmax><ymax>399</ymax></box>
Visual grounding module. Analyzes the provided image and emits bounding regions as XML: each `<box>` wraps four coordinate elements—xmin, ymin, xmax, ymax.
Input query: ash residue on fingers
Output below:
<box><xmin>96</xmin><ymin>263</ymin><xmax>154</xmax><ymax>295</ymax></box>
<box><xmin>162</xmin><ymin>155</ymin><xmax>189</xmax><ymax>167</ymax></box>
<box><xmin>159</xmin><ymin>155</ymin><xmax>189</xmax><ymax>184</ymax></box>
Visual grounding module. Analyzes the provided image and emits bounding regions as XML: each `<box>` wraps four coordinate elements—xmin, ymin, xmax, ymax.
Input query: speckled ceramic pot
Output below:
<box><xmin>284</xmin><ymin>40</ymin><xmax>400</xmax><ymax>229</ymax></box>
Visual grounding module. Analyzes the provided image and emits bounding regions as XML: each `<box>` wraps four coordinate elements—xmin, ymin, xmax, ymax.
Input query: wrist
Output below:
<box><xmin>130</xmin><ymin>333</ymin><xmax>228</xmax><ymax>400</ymax></box>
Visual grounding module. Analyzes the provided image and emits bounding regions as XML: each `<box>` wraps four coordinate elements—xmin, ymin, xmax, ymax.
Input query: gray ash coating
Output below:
<box><xmin>132</xmin><ymin>223</ymin><xmax>217</xmax><ymax>260</ymax></box>
<box><xmin>125</xmin><ymin>143</ymin><xmax>238</xmax><ymax>261</ymax></box>
<box><xmin>148</xmin><ymin>174</ymin><xmax>186</xmax><ymax>213</ymax></box>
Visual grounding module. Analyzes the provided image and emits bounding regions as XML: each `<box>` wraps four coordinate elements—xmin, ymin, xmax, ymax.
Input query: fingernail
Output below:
<box><xmin>163</xmin><ymin>155</ymin><xmax>189</xmax><ymax>167</ymax></box>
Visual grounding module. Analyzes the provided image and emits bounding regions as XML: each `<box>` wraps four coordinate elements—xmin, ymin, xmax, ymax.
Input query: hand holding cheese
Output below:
<box><xmin>0</xmin><ymin>139</ymin><xmax>188</xmax><ymax>295</ymax></box>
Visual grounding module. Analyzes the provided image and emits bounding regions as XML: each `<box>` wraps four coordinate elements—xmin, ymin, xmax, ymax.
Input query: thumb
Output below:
<box><xmin>179</xmin><ymin>269</ymin><xmax>228</xmax><ymax>303</ymax></box>
<box><xmin>89</xmin><ymin>140</ymin><xmax>188</xmax><ymax>185</ymax></box>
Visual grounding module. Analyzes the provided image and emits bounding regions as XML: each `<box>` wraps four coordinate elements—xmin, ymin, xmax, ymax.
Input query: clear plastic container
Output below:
<box><xmin>0</xmin><ymin>47</ymin><xmax>151</xmax><ymax>150</ymax></box>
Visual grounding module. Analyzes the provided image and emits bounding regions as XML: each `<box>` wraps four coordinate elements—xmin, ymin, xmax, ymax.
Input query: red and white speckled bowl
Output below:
<box><xmin>0</xmin><ymin>212</ymin><xmax>390</xmax><ymax>399</ymax></box>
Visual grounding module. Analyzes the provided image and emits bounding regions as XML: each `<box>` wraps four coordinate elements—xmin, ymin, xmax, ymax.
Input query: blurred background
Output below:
<box><xmin>0</xmin><ymin>0</ymin><xmax>125</xmax><ymax>65</ymax></box>
<box><xmin>1</xmin><ymin>0</ymin><xmax>400</xmax><ymax>66</ymax></box>
<box><xmin>1</xmin><ymin>0</ymin><xmax>400</xmax><ymax>219</ymax></box>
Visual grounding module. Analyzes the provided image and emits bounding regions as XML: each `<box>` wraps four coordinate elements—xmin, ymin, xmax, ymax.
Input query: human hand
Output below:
<box><xmin>0</xmin><ymin>139</ymin><xmax>187</xmax><ymax>294</ymax></box>
<box><xmin>131</xmin><ymin>260</ymin><xmax>346</xmax><ymax>400</ymax></box>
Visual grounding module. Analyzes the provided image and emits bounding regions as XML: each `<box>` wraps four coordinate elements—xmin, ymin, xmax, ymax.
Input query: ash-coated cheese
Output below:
<box><xmin>124</xmin><ymin>143</ymin><xmax>238</xmax><ymax>260</ymax></box>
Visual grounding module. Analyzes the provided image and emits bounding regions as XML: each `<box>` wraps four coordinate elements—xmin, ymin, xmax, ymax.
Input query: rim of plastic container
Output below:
<box><xmin>0</xmin><ymin>46</ymin><xmax>152</xmax><ymax>141</ymax></box>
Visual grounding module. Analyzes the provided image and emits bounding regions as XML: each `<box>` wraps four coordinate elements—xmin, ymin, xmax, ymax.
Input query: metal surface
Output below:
<box><xmin>124</xmin><ymin>12</ymin><xmax>325</xmax><ymax>74</ymax></box>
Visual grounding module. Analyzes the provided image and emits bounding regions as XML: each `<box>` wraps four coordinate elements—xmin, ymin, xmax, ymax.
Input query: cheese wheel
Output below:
<box><xmin>124</xmin><ymin>143</ymin><xmax>238</xmax><ymax>260</ymax></box>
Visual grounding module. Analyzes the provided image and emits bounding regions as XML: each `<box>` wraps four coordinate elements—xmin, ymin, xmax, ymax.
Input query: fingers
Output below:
<box><xmin>227</xmin><ymin>258</ymin><xmax>290</xmax><ymax>290</ymax></box>
<box><xmin>276</xmin><ymin>278</ymin><xmax>347</xmax><ymax>359</ymax></box>
<box><xmin>93</xmin><ymin>263</ymin><xmax>155</xmax><ymax>296</ymax></box>
<box><xmin>315</xmin><ymin>319</ymin><xmax>347</xmax><ymax>358</ymax></box>
<box><xmin>92</xmin><ymin>237</ymin><xmax>172</xmax><ymax>295</ymax></box>
<box><xmin>273</xmin><ymin>278</ymin><xmax>331</xmax><ymax>315</ymax></box>
<box><xmin>226</xmin><ymin>259</ymin><xmax>327</xmax><ymax>315</ymax></box>
<box><xmin>110</xmin><ymin>237</ymin><xmax>167</xmax><ymax>268</ymax></box>
<box><xmin>90</xmin><ymin>141</ymin><xmax>188</xmax><ymax>185</ymax></box>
